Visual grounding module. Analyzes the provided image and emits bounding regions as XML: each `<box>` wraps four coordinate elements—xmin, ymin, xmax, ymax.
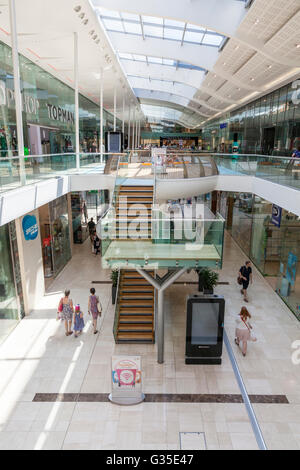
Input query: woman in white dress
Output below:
<box><xmin>235</xmin><ymin>307</ymin><xmax>256</xmax><ymax>357</ymax></box>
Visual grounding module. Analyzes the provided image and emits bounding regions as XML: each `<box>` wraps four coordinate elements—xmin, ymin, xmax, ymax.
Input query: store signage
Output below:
<box><xmin>0</xmin><ymin>80</ymin><xmax>74</xmax><ymax>124</ymax></box>
<box><xmin>22</xmin><ymin>215</ymin><xmax>38</xmax><ymax>241</ymax></box>
<box><xmin>271</xmin><ymin>204</ymin><xmax>282</xmax><ymax>228</ymax></box>
<box><xmin>220</xmin><ymin>123</ymin><xmax>228</xmax><ymax>129</ymax></box>
<box><xmin>109</xmin><ymin>356</ymin><xmax>144</xmax><ymax>405</ymax></box>
<box><xmin>46</xmin><ymin>104</ymin><xmax>75</xmax><ymax>124</ymax></box>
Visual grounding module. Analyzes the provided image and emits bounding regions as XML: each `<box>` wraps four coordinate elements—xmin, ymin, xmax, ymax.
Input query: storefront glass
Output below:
<box><xmin>0</xmin><ymin>223</ymin><xmax>20</xmax><ymax>344</ymax></box>
<box><xmin>49</xmin><ymin>195</ymin><xmax>71</xmax><ymax>277</ymax></box>
<box><xmin>225</xmin><ymin>190</ymin><xmax>300</xmax><ymax>320</ymax></box>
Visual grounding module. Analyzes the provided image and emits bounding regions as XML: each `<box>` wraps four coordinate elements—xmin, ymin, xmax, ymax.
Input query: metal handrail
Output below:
<box><xmin>112</xmin><ymin>268</ymin><xmax>121</xmax><ymax>341</ymax></box>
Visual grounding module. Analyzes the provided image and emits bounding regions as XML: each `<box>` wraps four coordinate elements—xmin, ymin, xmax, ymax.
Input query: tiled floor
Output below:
<box><xmin>0</xmin><ymin>233</ymin><xmax>299</xmax><ymax>450</ymax></box>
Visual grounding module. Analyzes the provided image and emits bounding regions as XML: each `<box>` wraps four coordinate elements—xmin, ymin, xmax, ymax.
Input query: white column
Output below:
<box><xmin>138</xmin><ymin>121</ymin><xmax>141</xmax><ymax>147</ymax></box>
<box><xmin>132</xmin><ymin>108</ymin><xmax>135</xmax><ymax>150</ymax></box>
<box><xmin>122</xmin><ymin>95</ymin><xmax>125</xmax><ymax>135</ymax></box>
<box><xmin>9</xmin><ymin>0</ymin><xmax>26</xmax><ymax>185</ymax></box>
<box><xmin>135</xmin><ymin>120</ymin><xmax>138</xmax><ymax>149</ymax></box>
<box><xmin>74</xmin><ymin>32</ymin><xmax>80</xmax><ymax>170</ymax></box>
<box><xmin>128</xmin><ymin>106</ymin><xmax>131</xmax><ymax>151</ymax></box>
<box><xmin>113</xmin><ymin>87</ymin><xmax>117</xmax><ymax>132</ymax></box>
<box><xmin>100</xmin><ymin>69</ymin><xmax>104</xmax><ymax>162</ymax></box>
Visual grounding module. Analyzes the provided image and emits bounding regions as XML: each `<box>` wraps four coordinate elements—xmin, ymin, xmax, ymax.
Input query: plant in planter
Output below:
<box><xmin>197</xmin><ymin>268</ymin><xmax>219</xmax><ymax>295</ymax></box>
<box><xmin>111</xmin><ymin>269</ymin><xmax>119</xmax><ymax>304</ymax></box>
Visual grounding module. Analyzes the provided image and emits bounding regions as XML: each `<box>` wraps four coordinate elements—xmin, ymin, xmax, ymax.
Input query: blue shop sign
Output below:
<box><xmin>22</xmin><ymin>215</ymin><xmax>38</xmax><ymax>241</ymax></box>
<box><xmin>220</xmin><ymin>123</ymin><xmax>228</xmax><ymax>129</ymax></box>
<box><xmin>271</xmin><ymin>204</ymin><xmax>282</xmax><ymax>228</ymax></box>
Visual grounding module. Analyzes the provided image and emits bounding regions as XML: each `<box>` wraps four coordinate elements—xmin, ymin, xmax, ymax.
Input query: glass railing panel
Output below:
<box><xmin>256</xmin><ymin>156</ymin><xmax>300</xmax><ymax>190</ymax></box>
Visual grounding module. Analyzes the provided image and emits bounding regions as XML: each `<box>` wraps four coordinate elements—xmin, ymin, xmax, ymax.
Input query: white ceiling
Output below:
<box><xmin>0</xmin><ymin>0</ymin><xmax>143</xmax><ymax>123</ymax></box>
<box><xmin>0</xmin><ymin>0</ymin><xmax>299</xmax><ymax>129</ymax></box>
<box><xmin>91</xmin><ymin>0</ymin><xmax>300</xmax><ymax>128</ymax></box>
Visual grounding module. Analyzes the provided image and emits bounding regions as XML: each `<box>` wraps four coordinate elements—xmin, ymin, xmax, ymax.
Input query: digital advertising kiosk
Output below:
<box><xmin>186</xmin><ymin>295</ymin><xmax>225</xmax><ymax>365</ymax></box>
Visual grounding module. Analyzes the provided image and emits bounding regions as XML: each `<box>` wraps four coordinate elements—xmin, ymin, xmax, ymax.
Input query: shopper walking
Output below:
<box><xmin>57</xmin><ymin>289</ymin><xmax>74</xmax><ymax>336</ymax></box>
<box><xmin>235</xmin><ymin>307</ymin><xmax>257</xmax><ymax>356</ymax></box>
<box><xmin>73</xmin><ymin>304</ymin><xmax>85</xmax><ymax>338</ymax></box>
<box><xmin>238</xmin><ymin>261</ymin><xmax>252</xmax><ymax>302</ymax></box>
<box><xmin>88</xmin><ymin>218</ymin><xmax>96</xmax><ymax>239</ymax></box>
<box><xmin>94</xmin><ymin>235</ymin><xmax>101</xmax><ymax>256</ymax></box>
<box><xmin>88</xmin><ymin>288</ymin><xmax>102</xmax><ymax>334</ymax></box>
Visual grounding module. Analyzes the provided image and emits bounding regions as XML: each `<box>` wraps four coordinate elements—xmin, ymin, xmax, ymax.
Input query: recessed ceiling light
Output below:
<box><xmin>268</xmin><ymin>65</ymin><xmax>272</xmax><ymax>69</ymax></box>
<box><xmin>74</xmin><ymin>6</ymin><xmax>81</xmax><ymax>12</ymax></box>
<box><xmin>254</xmin><ymin>19</ymin><xmax>259</xmax><ymax>25</ymax></box>
<box><xmin>296</xmin><ymin>44</ymin><xmax>300</xmax><ymax>48</ymax></box>
<box><xmin>79</xmin><ymin>13</ymin><xmax>85</xmax><ymax>19</ymax></box>
<box><xmin>83</xmin><ymin>19</ymin><xmax>88</xmax><ymax>25</ymax></box>
<box><xmin>89</xmin><ymin>30</ymin><xmax>95</xmax><ymax>36</ymax></box>
<box><xmin>250</xmin><ymin>77</ymin><xmax>254</xmax><ymax>81</ymax></box>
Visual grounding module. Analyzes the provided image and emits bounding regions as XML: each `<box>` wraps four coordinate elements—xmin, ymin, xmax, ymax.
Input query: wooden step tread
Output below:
<box><xmin>121</xmin><ymin>280</ymin><xmax>152</xmax><ymax>285</ymax></box>
<box><xmin>117</xmin><ymin>332</ymin><xmax>154</xmax><ymax>340</ymax></box>
<box><xmin>119</xmin><ymin>299</ymin><xmax>154</xmax><ymax>306</ymax></box>
<box><xmin>119</xmin><ymin>315</ymin><xmax>153</xmax><ymax>323</ymax></box>
<box><xmin>120</xmin><ymin>186</ymin><xmax>153</xmax><ymax>190</ymax></box>
<box><xmin>120</xmin><ymin>295</ymin><xmax>154</xmax><ymax>300</ymax></box>
<box><xmin>118</xmin><ymin>325</ymin><xmax>153</xmax><ymax>332</ymax></box>
<box><xmin>120</xmin><ymin>308</ymin><xmax>154</xmax><ymax>314</ymax></box>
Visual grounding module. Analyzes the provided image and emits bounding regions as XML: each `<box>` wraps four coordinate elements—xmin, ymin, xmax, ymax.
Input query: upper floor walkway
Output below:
<box><xmin>0</xmin><ymin>150</ymin><xmax>300</xmax><ymax>228</ymax></box>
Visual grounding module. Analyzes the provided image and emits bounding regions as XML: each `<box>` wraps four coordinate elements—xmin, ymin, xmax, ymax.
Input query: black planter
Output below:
<box><xmin>112</xmin><ymin>285</ymin><xmax>117</xmax><ymax>304</ymax></box>
<box><xmin>203</xmin><ymin>288</ymin><xmax>214</xmax><ymax>295</ymax></box>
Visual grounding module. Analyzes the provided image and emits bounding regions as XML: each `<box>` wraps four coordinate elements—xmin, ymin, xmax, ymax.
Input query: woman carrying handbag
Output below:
<box><xmin>235</xmin><ymin>307</ymin><xmax>257</xmax><ymax>356</ymax></box>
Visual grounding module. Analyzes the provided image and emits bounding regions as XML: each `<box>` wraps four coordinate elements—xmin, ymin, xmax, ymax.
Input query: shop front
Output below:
<box><xmin>220</xmin><ymin>191</ymin><xmax>300</xmax><ymax>320</ymax></box>
<box><xmin>39</xmin><ymin>195</ymin><xmax>72</xmax><ymax>281</ymax></box>
<box><xmin>0</xmin><ymin>222</ymin><xmax>24</xmax><ymax>344</ymax></box>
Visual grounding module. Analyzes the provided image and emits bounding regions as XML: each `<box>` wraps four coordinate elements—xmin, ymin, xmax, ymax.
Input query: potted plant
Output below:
<box><xmin>111</xmin><ymin>269</ymin><xmax>119</xmax><ymax>304</ymax></box>
<box><xmin>197</xmin><ymin>268</ymin><xmax>219</xmax><ymax>295</ymax></box>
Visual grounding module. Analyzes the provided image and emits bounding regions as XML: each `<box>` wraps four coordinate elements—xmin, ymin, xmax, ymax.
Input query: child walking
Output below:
<box><xmin>73</xmin><ymin>304</ymin><xmax>85</xmax><ymax>338</ymax></box>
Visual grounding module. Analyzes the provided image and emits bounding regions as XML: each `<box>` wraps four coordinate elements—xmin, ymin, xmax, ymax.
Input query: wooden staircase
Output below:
<box><xmin>116</xmin><ymin>270</ymin><xmax>155</xmax><ymax>343</ymax></box>
<box><xmin>116</xmin><ymin>185</ymin><xmax>153</xmax><ymax>239</ymax></box>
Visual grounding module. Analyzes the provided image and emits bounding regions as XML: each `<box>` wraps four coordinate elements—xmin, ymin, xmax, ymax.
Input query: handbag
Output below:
<box><xmin>58</xmin><ymin>298</ymin><xmax>63</xmax><ymax>312</ymax></box>
<box><xmin>237</xmin><ymin>276</ymin><xmax>243</xmax><ymax>285</ymax></box>
<box><xmin>242</xmin><ymin>318</ymin><xmax>257</xmax><ymax>342</ymax></box>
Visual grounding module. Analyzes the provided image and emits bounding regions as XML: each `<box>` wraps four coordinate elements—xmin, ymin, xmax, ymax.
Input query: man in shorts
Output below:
<box><xmin>239</xmin><ymin>261</ymin><xmax>252</xmax><ymax>303</ymax></box>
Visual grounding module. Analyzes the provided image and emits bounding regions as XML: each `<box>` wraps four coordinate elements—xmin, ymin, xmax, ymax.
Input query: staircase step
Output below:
<box><xmin>118</xmin><ymin>324</ymin><xmax>153</xmax><ymax>332</ymax></box>
<box><xmin>119</xmin><ymin>299</ymin><xmax>154</xmax><ymax>306</ymax></box>
<box><xmin>119</xmin><ymin>315</ymin><xmax>153</xmax><ymax>323</ymax></box>
<box><xmin>120</xmin><ymin>308</ymin><xmax>154</xmax><ymax>314</ymax></box>
<box><xmin>120</xmin><ymin>293</ymin><xmax>154</xmax><ymax>299</ymax></box>
<box><xmin>121</xmin><ymin>279</ymin><xmax>152</xmax><ymax>285</ymax></box>
<box><xmin>117</xmin><ymin>332</ymin><xmax>154</xmax><ymax>342</ymax></box>
<box><xmin>119</xmin><ymin>192</ymin><xmax>153</xmax><ymax>197</ymax></box>
<box><xmin>120</xmin><ymin>186</ymin><xmax>153</xmax><ymax>191</ymax></box>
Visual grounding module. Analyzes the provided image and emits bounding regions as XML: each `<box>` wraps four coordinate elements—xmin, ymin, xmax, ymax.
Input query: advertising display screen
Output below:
<box><xmin>191</xmin><ymin>302</ymin><xmax>219</xmax><ymax>345</ymax></box>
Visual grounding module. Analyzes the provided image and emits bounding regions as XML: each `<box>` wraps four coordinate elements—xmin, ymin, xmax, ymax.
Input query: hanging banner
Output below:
<box><xmin>109</xmin><ymin>356</ymin><xmax>144</xmax><ymax>405</ymax></box>
<box><xmin>271</xmin><ymin>204</ymin><xmax>282</xmax><ymax>228</ymax></box>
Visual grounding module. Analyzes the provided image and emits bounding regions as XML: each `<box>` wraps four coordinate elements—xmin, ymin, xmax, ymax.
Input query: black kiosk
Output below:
<box><xmin>185</xmin><ymin>295</ymin><xmax>225</xmax><ymax>365</ymax></box>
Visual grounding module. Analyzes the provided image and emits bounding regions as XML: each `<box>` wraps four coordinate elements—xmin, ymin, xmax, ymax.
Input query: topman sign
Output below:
<box><xmin>0</xmin><ymin>79</ymin><xmax>75</xmax><ymax>125</ymax></box>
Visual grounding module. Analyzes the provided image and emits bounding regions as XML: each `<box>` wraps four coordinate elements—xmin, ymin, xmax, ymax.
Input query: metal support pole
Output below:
<box><xmin>113</xmin><ymin>87</ymin><xmax>117</xmax><ymax>132</ymax></box>
<box><xmin>157</xmin><ymin>290</ymin><xmax>164</xmax><ymax>364</ymax></box>
<box><xmin>9</xmin><ymin>0</ymin><xmax>26</xmax><ymax>185</ymax></box>
<box><xmin>122</xmin><ymin>95</ymin><xmax>125</xmax><ymax>136</ymax></box>
<box><xmin>132</xmin><ymin>108</ymin><xmax>135</xmax><ymax>150</ymax></box>
<box><xmin>100</xmin><ymin>69</ymin><xmax>104</xmax><ymax>163</ymax></box>
<box><xmin>74</xmin><ymin>32</ymin><xmax>80</xmax><ymax>171</ymax></box>
<box><xmin>128</xmin><ymin>106</ymin><xmax>131</xmax><ymax>151</ymax></box>
<box><xmin>135</xmin><ymin>120</ymin><xmax>138</xmax><ymax>149</ymax></box>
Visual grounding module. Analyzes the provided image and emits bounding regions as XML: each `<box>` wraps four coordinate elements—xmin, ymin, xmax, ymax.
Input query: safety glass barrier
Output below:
<box><xmin>154</xmin><ymin>154</ymin><xmax>219</xmax><ymax>179</ymax></box>
<box><xmin>98</xmin><ymin>212</ymin><xmax>225</xmax><ymax>270</ymax></box>
<box><xmin>0</xmin><ymin>152</ymin><xmax>125</xmax><ymax>194</ymax></box>
<box><xmin>213</xmin><ymin>154</ymin><xmax>300</xmax><ymax>190</ymax></box>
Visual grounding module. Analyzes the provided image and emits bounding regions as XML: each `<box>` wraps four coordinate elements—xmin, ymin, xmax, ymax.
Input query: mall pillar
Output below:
<box><xmin>122</xmin><ymin>94</ymin><xmax>125</xmax><ymax>136</ymax></box>
<box><xmin>74</xmin><ymin>32</ymin><xmax>80</xmax><ymax>171</ymax></box>
<box><xmin>9</xmin><ymin>0</ymin><xmax>26</xmax><ymax>185</ymax></box>
<box><xmin>100</xmin><ymin>69</ymin><xmax>104</xmax><ymax>161</ymax></box>
<box><xmin>211</xmin><ymin>191</ymin><xmax>218</xmax><ymax>215</ymax></box>
<box><xmin>132</xmin><ymin>108</ymin><xmax>135</xmax><ymax>150</ymax></box>
<box><xmin>128</xmin><ymin>106</ymin><xmax>131</xmax><ymax>151</ymax></box>
<box><xmin>15</xmin><ymin>210</ymin><xmax>45</xmax><ymax>315</ymax></box>
<box><xmin>113</xmin><ymin>87</ymin><xmax>117</xmax><ymax>132</ymax></box>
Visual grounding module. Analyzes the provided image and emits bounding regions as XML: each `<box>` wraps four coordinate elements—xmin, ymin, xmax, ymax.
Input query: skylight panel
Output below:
<box><xmin>118</xmin><ymin>53</ymin><xmax>133</xmax><ymax>60</ymax></box>
<box><xmin>102</xmin><ymin>18</ymin><xmax>123</xmax><ymax>32</ymax></box>
<box><xmin>143</xmin><ymin>24</ymin><xmax>163</xmax><ymax>38</ymax></box>
<box><xmin>142</xmin><ymin>15</ymin><xmax>163</xmax><ymax>25</ymax></box>
<box><xmin>123</xmin><ymin>21</ymin><xmax>142</xmax><ymax>35</ymax></box>
<box><xmin>163</xmin><ymin>59</ymin><xmax>175</xmax><ymax>66</ymax></box>
<box><xmin>148</xmin><ymin>57</ymin><xmax>163</xmax><ymax>65</ymax></box>
<box><xmin>164</xmin><ymin>19</ymin><xmax>184</xmax><ymax>28</ymax></box>
<box><xmin>184</xmin><ymin>30</ymin><xmax>204</xmax><ymax>44</ymax></box>
<box><xmin>121</xmin><ymin>12</ymin><xmax>140</xmax><ymax>21</ymax></box>
<box><xmin>164</xmin><ymin>27</ymin><xmax>184</xmax><ymax>41</ymax></box>
<box><xmin>186</xmin><ymin>23</ymin><xmax>206</xmax><ymax>32</ymax></box>
<box><xmin>132</xmin><ymin>54</ymin><xmax>146</xmax><ymax>61</ymax></box>
<box><xmin>202</xmin><ymin>33</ymin><xmax>223</xmax><ymax>46</ymax></box>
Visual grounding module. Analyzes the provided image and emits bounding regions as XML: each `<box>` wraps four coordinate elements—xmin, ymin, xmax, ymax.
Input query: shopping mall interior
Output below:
<box><xmin>0</xmin><ymin>0</ymin><xmax>300</xmax><ymax>452</ymax></box>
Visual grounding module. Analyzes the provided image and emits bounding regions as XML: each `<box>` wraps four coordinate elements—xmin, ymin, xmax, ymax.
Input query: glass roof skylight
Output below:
<box><xmin>118</xmin><ymin>53</ymin><xmax>206</xmax><ymax>72</ymax></box>
<box><xmin>97</xmin><ymin>8</ymin><xmax>225</xmax><ymax>48</ymax></box>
